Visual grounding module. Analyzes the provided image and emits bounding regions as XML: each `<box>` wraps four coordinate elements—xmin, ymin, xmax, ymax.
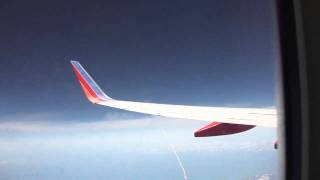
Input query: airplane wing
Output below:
<box><xmin>71</xmin><ymin>61</ymin><xmax>277</xmax><ymax>137</ymax></box>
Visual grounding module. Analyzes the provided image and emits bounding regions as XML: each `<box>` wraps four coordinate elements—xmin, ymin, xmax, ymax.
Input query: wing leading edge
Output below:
<box><xmin>71</xmin><ymin>61</ymin><xmax>277</xmax><ymax>137</ymax></box>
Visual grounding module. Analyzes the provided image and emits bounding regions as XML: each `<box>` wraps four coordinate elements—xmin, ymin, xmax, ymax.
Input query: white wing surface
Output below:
<box><xmin>71</xmin><ymin>61</ymin><xmax>277</xmax><ymax>129</ymax></box>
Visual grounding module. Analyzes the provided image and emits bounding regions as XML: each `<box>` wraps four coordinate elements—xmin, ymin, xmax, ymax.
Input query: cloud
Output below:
<box><xmin>0</xmin><ymin>111</ymin><xmax>197</xmax><ymax>134</ymax></box>
<box><xmin>0</xmin><ymin>112</ymin><xmax>276</xmax><ymax>154</ymax></box>
<box><xmin>0</xmin><ymin>114</ymin><xmax>160</xmax><ymax>133</ymax></box>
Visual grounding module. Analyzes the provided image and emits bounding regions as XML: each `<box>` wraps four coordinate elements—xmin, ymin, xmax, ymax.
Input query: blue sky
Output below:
<box><xmin>0</xmin><ymin>0</ymin><xmax>280</xmax><ymax>179</ymax></box>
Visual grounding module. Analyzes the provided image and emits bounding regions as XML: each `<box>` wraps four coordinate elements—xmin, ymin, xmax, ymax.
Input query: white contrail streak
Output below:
<box><xmin>161</xmin><ymin>129</ymin><xmax>188</xmax><ymax>180</ymax></box>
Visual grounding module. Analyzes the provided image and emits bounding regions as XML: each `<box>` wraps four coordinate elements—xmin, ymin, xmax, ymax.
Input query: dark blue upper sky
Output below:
<box><xmin>0</xmin><ymin>0</ymin><xmax>279</xmax><ymax>121</ymax></box>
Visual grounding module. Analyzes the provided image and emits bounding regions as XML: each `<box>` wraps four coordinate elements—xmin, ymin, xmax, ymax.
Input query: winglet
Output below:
<box><xmin>71</xmin><ymin>60</ymin><xmax>112</xmax><ymax>103</ymax></box>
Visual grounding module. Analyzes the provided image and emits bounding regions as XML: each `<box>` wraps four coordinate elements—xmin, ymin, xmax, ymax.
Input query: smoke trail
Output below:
<box><xmin>160</xmin><ymin>129</ymin><xmax>188</xmax><ymax>180</ymax></box>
